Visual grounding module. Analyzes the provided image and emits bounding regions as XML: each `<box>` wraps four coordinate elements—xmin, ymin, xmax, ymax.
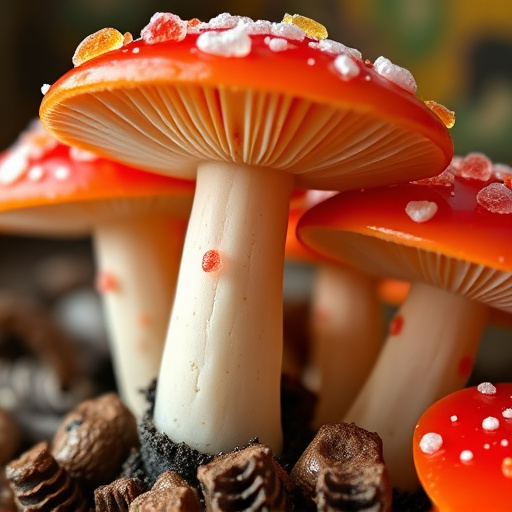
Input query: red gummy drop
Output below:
<box><xmin>389</xmin><ymin>314</ymin><xmax>404</xmax><ymax>336</ymax></box>
<box><xmin>141</xmin><ymin>12</ymin><xmax>187</xmax><ymax>44</ymax></box>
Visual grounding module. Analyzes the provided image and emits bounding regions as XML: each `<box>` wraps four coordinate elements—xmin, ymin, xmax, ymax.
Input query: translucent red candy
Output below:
<box><xmin>476</xmin><ymin>182</ymin><xmax>512</xmax><ymax>214</ymax></box>
<box><xmin>72</xmin><ymin>28</ymin><xmax>126</xmax><ymax>67</ymax></box>
<box><xmin>456</xmin><ymin>153</ymin><xmax>493</xmax><ymax>181</ymax></box>
<box><xmin>141</xmin><ymin>12</ymin><xmax>188</xmax><ymax>45</ymax></box>
<box><xmin>202</xmin><ymin>250</ymin><xmax>222</xmax><ymax>273</ymax></box>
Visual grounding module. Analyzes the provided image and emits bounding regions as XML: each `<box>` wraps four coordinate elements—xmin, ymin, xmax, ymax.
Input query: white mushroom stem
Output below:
<box><xmin>305</xmin><ymin>264</ymin><xmax>384</xmax><ymax>429</ymax></box>
<box><xmin>153</xmin><ymin>161</ymin><xmax>294</xmax><ymax>455</ymax></box>
<box><xmin>93</xmin><ymin>214</ymin><xmax>186</xmax><ymax>418</ymax></box>
<box><xmin>344</xmin><ymin>281</ymin><xmax>489</xmax><ymax>491</ymax></box>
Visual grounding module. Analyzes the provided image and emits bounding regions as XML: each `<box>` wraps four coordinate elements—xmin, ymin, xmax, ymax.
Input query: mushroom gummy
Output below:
<box><xmin>297</xmin><ymin>153</ymin><xmax>512</xmax><ymax>490</ymax></box>
<box><xmin>40</xmin><ymin>10</ymin><xmax>452</xmax><ymax>468</ymax></box>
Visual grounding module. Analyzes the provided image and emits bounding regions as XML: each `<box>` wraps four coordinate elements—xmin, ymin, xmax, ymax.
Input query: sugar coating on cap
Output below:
<box><xmin>196</xmin><ymin>25</ymin><xmax>252</xmax><ymax>57</ymax></box>
<box><xmin>373</xmin><ymin>56</ymin><xmax>417</xmax><ymax>94</ymax></box>
<box><xmin>405</xmin><ymin>200</ymin><xmax>438</xmax><ymax>223</ymax></box>
<box><xmin>419</xmin><ymin>432</ymin><xmax>443</xmax><ymax>454</ymax></box>
<box><xmin>309</xmin><ymin>39</ymin><xmax>362</xmax><ymax>60</ymax></box>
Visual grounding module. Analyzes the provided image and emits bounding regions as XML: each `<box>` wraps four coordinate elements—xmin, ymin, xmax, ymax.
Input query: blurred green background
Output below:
<box><xmin>0</xmin><ymin>0</ymin><xmax>511</xmax><ymax>385</ymax></box>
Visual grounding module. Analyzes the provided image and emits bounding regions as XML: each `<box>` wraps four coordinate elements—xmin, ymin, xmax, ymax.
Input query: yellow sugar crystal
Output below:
<box><xmin>424</xmin><ymin>100</ymin><xmax>456</xmax><ymax>129</ymax></box>
<box><xmin>282</xmin><ymin>13</ymin><xmax>328</xmax><ymax>40</ymax></box>
<box><xmin>72</xmin><ymin>27</ymin><xmax>126</xmax><ymax>67</ymax></box>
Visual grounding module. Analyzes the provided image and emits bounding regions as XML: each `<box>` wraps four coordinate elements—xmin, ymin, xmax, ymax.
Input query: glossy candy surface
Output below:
<box><xmin>413</xmin><ymin>383</ymin><xmax>512</xmax><ymax>511</ymax></box>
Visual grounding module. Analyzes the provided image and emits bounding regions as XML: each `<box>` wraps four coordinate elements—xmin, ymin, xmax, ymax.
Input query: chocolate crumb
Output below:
<box><xmin>197</xmin><ymin>443</ymin><xmax>291</xmax><ymax>512</ymax></box>
<box><xmin>51</xmin><ymin>393</ymin><xmax>139</xmax><ymax>489</ymax></box>
<box><xmin>5</xmin><ymin>441</ymin><xmax>90</xmax><ymax>511</ymax></box>
<box><xmin>129</xmin><ymin>471</ymin><xmax>202</xmax><ymax>511</ymax></box>
<box><xmin>94</xmin><ymin>477</ymin><xmax>144</xmax><ymax>512</ymax></box>
<box><xmin>290</xmin><ymin>423</ymin><xmax>391</xmax><ymax>509</ymax></box>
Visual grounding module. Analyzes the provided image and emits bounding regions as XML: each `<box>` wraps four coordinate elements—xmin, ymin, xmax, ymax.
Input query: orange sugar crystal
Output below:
<box><xmin>72</xmin><ymin>27</ymin><xmax>128</xmax><ymax>67</ymax></box>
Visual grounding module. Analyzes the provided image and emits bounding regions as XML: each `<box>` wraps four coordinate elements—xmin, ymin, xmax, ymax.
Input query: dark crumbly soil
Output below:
<box><xmin>123</xmin><ymin>377</ymin><xmax>431</xmax><ymax>511</ymax></box>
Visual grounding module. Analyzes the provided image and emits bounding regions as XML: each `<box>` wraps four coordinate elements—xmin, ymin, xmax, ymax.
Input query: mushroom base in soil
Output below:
<box><xmin>153</xmin><ymin>161</ymin><xmax>294</xmax><ymax>454</ymax></box>
<box><xmin>94</xmin><ymin>214</ymin><xmax>187</xmax><ymax>418</ymax></box>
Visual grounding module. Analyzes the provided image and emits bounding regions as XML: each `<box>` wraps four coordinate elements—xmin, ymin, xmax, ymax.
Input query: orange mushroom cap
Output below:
<box><xmin>413</xmin><ymin>382</ymin><xmax>512</xmax><ymax>511</ymax></box>
<box><xmin>297</xmin><ymin>154</ymin><xmax>512</xmax><ymax>312</ymax></box>
<box><xmin>40</xmin><ymin>13</ymin><xmax>453</xmax><ymax>191</ymax></box>
<box><xmin>0</xmin><ymin>121</ymin><xmax>195</xmax><ymax>236</ymax></box>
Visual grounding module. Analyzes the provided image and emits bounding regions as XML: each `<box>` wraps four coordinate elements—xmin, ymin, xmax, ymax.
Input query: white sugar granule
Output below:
<box><xmin>503</xmin><ymin>408</ymin><xmax>512</xmax><ymax>419</ymax></box>
<box><xmin>419</xmin><ymin>432</ymin><xmax>443</xmax><ymax>454</ymax></box>
<box><xmin>41</xmin><ymin>83</ymin><xmax>51</xmax><ymax>95</ymax></box>
<box><xmin>54</xmin><ymin>165</ymin><xmax>71</xmax><ymax>181</ymax></box>
<box><xmin>450</xmin><ymin>415</ymin><xmax>458</xmax><ymax>423</ymax></box>
<box><xmin>477</xmin><ymin>382</ymin><xmax>497</xmax><ymax>395</ymax></box>
<box><xmin>333</xmin><ymin>54</ymin><xmax>360</xmax><ymax>80</ymax></box>
<box><xmin>405</xmin><ymin>200</ymin><xmax>438</xmax><ymax>223</ymax></box>
<box><xmin>196</xmin><ymin>25</ymin><xmax>251</xmax><ymax>57</ymax></box>
<box><xmin>374</xmin><ymin>56</ymin><xmax>417</xmax><ymax>94</ymax></box>
<box><xmin>28</xmin><ymin>165</ymin><xmax>45</xmax><ymax>181</ymax></box>
<box><xmin>482</xmin><ymin>416</ymin><xmax>500</xmax><ymax>431</ymax></box>
<box><xmin>267</xmin><ymin>38</ymin><xmax>288</xmax><ymax>52</ymax></box>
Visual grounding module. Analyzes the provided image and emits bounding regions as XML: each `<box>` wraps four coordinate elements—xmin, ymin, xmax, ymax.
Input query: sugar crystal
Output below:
<box><xmin>72</xmin><ymin>28</ymin><xmax>125</xmax><ymax>67</ymax></box>
<box><xmin>309</xmin><ymin>39</ymin><xmax>362</xmax><ymax>60</ymax></box>
<box><xmin>267</xmin><ymin>38</ymin><xmax>289</xmax><ymax>52</ymax></box>
<box><xmin>208</xmin><ymin>13</ymin><xmax>251</xmax><ymax>30</ymax></box>
<box><xmin>476</xmin><ymin>183</ymin><xmax>512</xmax><ymax>214</ymax></box>
<box><xmin>450</xmin><ymin>415</ymin><xmax>458</xmax><ymax>422</ymax></box>
<box><xmin>374</xmin><ymin>56</ymin><xmax>417</xmax><ymax>94</ymax></box>
<box><xmin>419</xmin><ymin>432</ymin><xmax>443</xmax><ymax>454</ymax></box>
<box><xmin>459</xmin><ymin>450</ymin><xmax>473</xmax><ymax>463</ymax></box>
<box><xmin>405</xmin><ymin>200</ymin><xmax>438</xmax><ymax>223</ymax></box>
<box><xmin>482</xmin><ymin>416</ymin><xmax>500</xmax><ymax>431</ymax></box>
<box><xmin>141</xmin><ymin>12</ymin><xmax>187</xmax><ymax>44</ymax></box>
<box><xmin>457</xmin><ymin>153</ymin><xmax>493</xmax><ymax>181</ymax></box>
<box><xmin>501</xmin><ymin>439</ymin><xmax>509</xmax><ymax>446</ymax></box>
<box><xmin>41</xmin><ymin>84</ymin><xmax>50</xmax><ymax>95</ymax></box>
<box><xmin>282</xmin><ymin>13</ymin><xmax>327</xmax><ymax>40</ymax></box>
<box><xmin>270</xmin><ymin>22</ymin><xmax>305</xmax><ymax>41</ymax></box>
<box><xmin>333</xmin><ymin>54</ymin><xmax>360</xmax><ymax>80</ymax></box>
<box><xmin>478</xmin><ymin>382</ymin><xmax>497</xmax><ymax>394</ymax></box>
<box><xmin>247</xmin><ymin>20</ymin><xmax>272</xmax><ymax>35</ymax></box>
<box><xmin>197</xmin><ymin>25</ymin><xmax>251</xmax><ymax>57</ymax></box>
<box><xmin>503</xmin><ymin>408</ymin><xmax>512</xmax><ymax>419</ymax></box>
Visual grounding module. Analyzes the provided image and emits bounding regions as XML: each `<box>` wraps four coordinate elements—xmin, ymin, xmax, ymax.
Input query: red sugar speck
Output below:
<box><xmin>95</xmin><ymin>271</ymin><xmax>119</xmax><ymax>293</ymax></box>
<box><xmin>141</xmin><ymin>12</ymin><xmax>187</xmax><ymax>44</ymax></box>
<box><xmin>202</xmin><ymin>250</ymin><xmax>222</xmax><ymax>272</ymax></box>
<box><xmin>457</xmin><ymin>355</ymin><xmax>474</xmax><ymax>377</ymax></box>
<box><xmin>389</xmin><ymin>314</ymin><xmax>404</xmax><ymax>336</ymax></box>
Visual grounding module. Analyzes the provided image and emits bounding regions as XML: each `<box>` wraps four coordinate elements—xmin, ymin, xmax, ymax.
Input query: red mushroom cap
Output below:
<box><xmin>40</xmin><ymin>13</ymin><xmax>453</xmax><ymax>191</ymax></box>
<box><xmin>297</xmin><ymin>154</ymin><xmax>512</xmax><ymax>312</ymax></box>
<box><xmin>0</xmin><ymin>121</ymin><xmax>195</xmax><ymax>236</ymax></box>
<box><xmin>413</xmin><ymin>382</ymin><xmax>512</xmax><ymax>511</ymax></box>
